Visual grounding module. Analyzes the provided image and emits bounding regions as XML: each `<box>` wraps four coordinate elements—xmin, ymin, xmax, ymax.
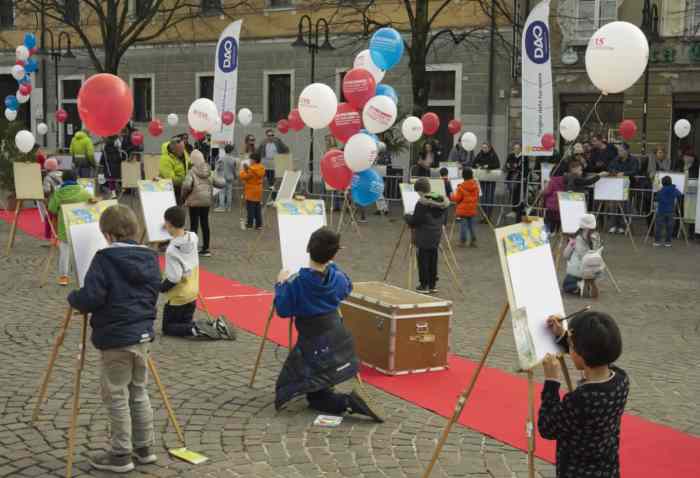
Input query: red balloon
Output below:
<box><xmin>29</xmin><ymin>47</ymin><xmax>38</xmax><ymax>56</ymax></box>
<box><xmin>329</xmin><ymin>103</ymin><xmax>362</xmax><ymax>144</ymax></box>
<box><xmin>77</xmin><ymin>73</ymin><xmax>133</xmax><ymax>137</ymax></box>
<box><xmin>148</xmin><ymin>119</ymin><xmax>163</xmax><ymax>137</ymax></box>
<box><xmin>222</xmin><ymin>111</ymin><xmax>235</xmax><ymax>125</ymax></box>
<box><xmin>15</xmin><ymin>60</ymin><xmax>25</xmax><ymax>67</ymax></box>
<box><xmin>421</xmin><ymin>112</ymin><xmax>440</xmax><ymax>136</ymax></box>
<box><xmin>18</xmin><ymin>83</ymin><xmax>32</xmax><ymax>96</ymax></box>
<box><xmin>342</xmin><ymin>68</ymin><xmax>376</xmax><ymax>110</ymax></box>
<box><xmin>277</xmin><ymin>119</ymin><xmax>289</xmax><ymax>134</ymax></box>
<box><xmin>447</xmin><ymin>119</ymin><xmax>462</xmax><ymax>136</ymax></box>
<box><xmin>320</xmin><ymin>149</ymin><xmax>353</xmax><ymax>191</ymax></box>
<box><xmin>288</xmin><ymin>109</ymin><xmax>304</xmax><ymax>132</ymax></box>
<box><xmin>55</xmin><ymin>108</ymin><xmax>68</xmax><ymax>123</ymax></box>
<box><xmin>541</xmin><ymin>133</ymin><xmax>555</xmax><ymax>150</ymax></box>
<box><xmin>131</xmin><ymin>131</ymin><xmax>144</xmax><ymax>146</ymax></box>
<box><xmin>619</xmin><ymin>119</ymin><xmax>637</xmax><ymax>140</ymax></box>
<box><xmin>35</xmin><ymin>151</ymin><xmax>46</xmax><ymax>168</ymax></box>
<box><xmin>189</xmin><ymin>127</ymin><xmax>206</xmax><ymax>141</ymax></box>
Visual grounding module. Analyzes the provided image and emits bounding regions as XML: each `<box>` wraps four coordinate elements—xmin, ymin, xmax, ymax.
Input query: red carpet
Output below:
<box><xmin>0</xmin><ymin>207</ymin><xmax>45</xmax><ymax>240</ymax></box>
<box><xmin>5</xmin><ymin>210</ymin><xmax>700</xmax><ymax>477</ymax></box>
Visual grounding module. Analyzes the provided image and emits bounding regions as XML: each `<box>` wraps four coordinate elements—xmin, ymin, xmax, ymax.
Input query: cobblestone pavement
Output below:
<box><xmin>0</xmin><ymin>196</ymin><xmax>698</xmax><ymax>478</ymax></box>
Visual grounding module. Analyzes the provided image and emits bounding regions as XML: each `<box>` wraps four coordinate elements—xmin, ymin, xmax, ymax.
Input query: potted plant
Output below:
<box><xmin>0</xmin><ymin>119</ymin><xmax>35</xmax><ymax>210</ymax></box>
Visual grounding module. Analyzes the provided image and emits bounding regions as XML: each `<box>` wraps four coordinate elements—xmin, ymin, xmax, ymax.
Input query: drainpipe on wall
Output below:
<box><xmin>487</xmin><ymin>0</ymin><xmax>496</xmax><ymax>144</ymax></box>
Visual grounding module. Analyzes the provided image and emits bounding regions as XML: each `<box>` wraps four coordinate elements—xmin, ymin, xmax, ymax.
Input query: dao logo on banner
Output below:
<box><xmin>525</xmin><ymin>21</ymin><xmax>549</xmax><ymax>64</ymax></box>
<box><xmin>218</xmin><ymin>36</ymin><xmax>238</xmax><ymax>73</ymax></box>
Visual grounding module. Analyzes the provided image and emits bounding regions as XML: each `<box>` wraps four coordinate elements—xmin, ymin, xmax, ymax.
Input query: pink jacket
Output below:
<box><xmin>543</xmin><ymin>175</ymin><xmax>565</xmax><ymax>211</ymax></box>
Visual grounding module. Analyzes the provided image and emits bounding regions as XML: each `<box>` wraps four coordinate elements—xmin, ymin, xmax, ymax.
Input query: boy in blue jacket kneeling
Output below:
<box><xmin>274</xmin><ymin>227</ymin><xmax>383</xmax><ymax>422</ymax></box>
<box><xmin>68</xmin><ymin>205</ymin><xmax>162</xmax><ymax>473</ymax></box>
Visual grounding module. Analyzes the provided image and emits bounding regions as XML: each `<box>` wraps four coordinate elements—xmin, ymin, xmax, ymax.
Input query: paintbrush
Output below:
<box><xmin>559</xmin><ymin>305</ymin><xmax>592</xmax><ymax>322</ymax></box>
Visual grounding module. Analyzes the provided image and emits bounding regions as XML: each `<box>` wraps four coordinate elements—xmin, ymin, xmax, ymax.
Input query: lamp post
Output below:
<box><xmin>40</xmin><ymin>29</ymin><xmax>75</xmax><ymax>150</ymax></box>
<box><xmin>291</xmin><ymin>15</ymin><xmax>334</xmax><ymax>193</ymax></box>
<box><xmin>641</xmin><ymin>0</ymin><xmax>659</xmax><ymax>156</ymax></box>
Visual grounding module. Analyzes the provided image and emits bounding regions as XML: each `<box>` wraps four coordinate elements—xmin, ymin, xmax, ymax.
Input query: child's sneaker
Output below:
<box><xmin>347</xmin><ymin>387</ymin><xmax>384</xmax><ymax>423</ymax></box>
<box><xmin>58</xmin><ymin>275</ymin><xmax>69</xmax><ymax>286</ymax></box>
<box><xmin>132</xmin><ymin>446</ymin><xmax>157</xmax><ymax>465</ymax></box>
<box><xmin>416</xmin><ymin>284</ymin><xmax>429</xmax><ymax>294</ymax></box>
<box><xmin>89</xmin><ymin>451</ymin><xmax>134</xmax><ymax>473</ymax></box>
<box><xmin>664</xmin><ymin>242</ymin><xmax>672</xmax><ymax>248</ymax></box>
<box><xmin>214</xmin><ymin>316</ymin><xmax>237</xmax><ymax>340</ymax></box>
<box><xmin>653</xmin><ymin>242</ymin><xmax>662</xmax><ymax>247</ymax></box>
<box><xmin>199</xmin><ymin>249</ymin><xmax>212</xmax><ymax>257</ymax></box>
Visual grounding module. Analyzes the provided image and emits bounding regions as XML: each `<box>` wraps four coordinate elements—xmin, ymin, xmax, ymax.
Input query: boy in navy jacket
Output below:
<box><xmin>274</xmin><ymin>227</ymin><xmax>383</xmax><ymax>422</ymax></box>
<box><xmin>654</xmin><ymin>175</ymin><xmax>683</xmax><ymax>247</ymax></box>
<box><xmin>68</xmin><ymin>205</ymin><xmax>161</xmax><ymax>473</ymax></box>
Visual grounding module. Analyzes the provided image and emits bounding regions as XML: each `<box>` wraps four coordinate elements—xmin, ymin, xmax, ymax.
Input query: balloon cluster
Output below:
<box><xmin>6</xmin><ymin>33</ymin><xmax>39</xmax><ymax>124</ymax></box>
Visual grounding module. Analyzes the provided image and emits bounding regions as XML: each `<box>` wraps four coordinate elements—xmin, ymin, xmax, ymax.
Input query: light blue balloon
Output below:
<box><xmin>5</xmin><ymin>95</ymin><xmax>18</xmax><ymax>110</ymax></box>
<box><xmin>369</xmin><ymin>27</ymin><xmax>404</xmax><ymax>71</ymax></box>
<box><xmin>24</xmin><ymin>32</ymin><xmax>37</xmax><ymax>50</ymax></box>
<box><xmin>19</xmin><ymin>75</ymin><xmax>31</xmax><ymax>85</ymax></box>
<box><xmin>359</xmin><ymin>129</ymin><xmax>379</xmax><ymax>144</ymax></box>
<box><xmin>375</xmin><ymin>84</ymin><xmax>398</xmax><ymax>105</ymax></box>
<box><xmin>351</xmin><ymin>169</ymin><xmax>384</xmax><ymax>207</ymax></box>
<box><xmin>24</xmin><ymin>58</ymin><xmax>38</xmax><ymax>74</ymax></box>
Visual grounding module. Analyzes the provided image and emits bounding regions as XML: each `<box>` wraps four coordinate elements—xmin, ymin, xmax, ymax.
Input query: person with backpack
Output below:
<box><xmin>562</xmin><ymin>214</ymin><xmax>603</xmax><ymax>298</ymax></box>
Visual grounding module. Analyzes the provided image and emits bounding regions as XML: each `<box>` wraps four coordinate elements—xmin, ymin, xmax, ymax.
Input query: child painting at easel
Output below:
<box><xmin>540</xmin><ymin>310</ymin><xmax>629</xmax><ymax>478</ymax></box>
<box><xmin>42</xmin><ymin>158</ymin><xmax>62</xmax><ymax>240</ymax></box>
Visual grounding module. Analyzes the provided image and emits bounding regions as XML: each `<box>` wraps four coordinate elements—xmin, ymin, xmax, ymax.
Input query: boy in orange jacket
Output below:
<box><xmin>240</xmin><ymin>152</ymin><xmax>266</xmax><ymax>229</ymax></box>
<box><xmin>450</xmin><ymin>168</ymin><xmax>480</xmax><ymax>247</ymax></box>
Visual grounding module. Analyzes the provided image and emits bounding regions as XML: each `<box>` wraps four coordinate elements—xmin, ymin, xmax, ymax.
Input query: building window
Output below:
<box><xmin>264</xmin><ymin>72</ymin><xmax>292</xmax><ymax>123</ymax></box>
<box><xmin>133</xmin><ymin>0</ymin><xmax>152</xmax><ymax>19</ymax></box>
<box><xmin>426</xmin><ymin>65</ymin><xmax>461</xmax><ymax>153</ymax></box>
<box><xmin>0</xmin><ymin>0</ymin><xmax>13</xmax><ymax>29</ymax></box>
<box><xmin>575</xmin><ymin>0</ymin><xmax>617</xmax><ymax>43</ymax></box>
<box><xmin>337</xmin><ymin>70</ymin><xmax>348</xmax><ymax>103</ymax></box>
<box><xmin>59</xmin><ymin>76</ymin><xmax>84</xmax><ymax>148</ymax></box>
<box><xmin>267</xmin><ymin>0</ymin><xmax>293</xmax><ymax>9</ymax></box>
<box><xmin>201</xmin><ymin>0</ymin><xmax>223</xmax><ymax>14</ymax></box>
<box><xmin>132</xmin><ymin>76</ymin><xmax>154</xmax><ymax>122</ymax></box>
<box><xmin>662</xmin><ymin>0</ymin><xmax>700</xmax><ymax>37</ymax></box>
<box><xmin>198</xmin><ymin>75</ymin><xmax>214</xmax><ymax>100</ymax></box>
<box><xmin>62</xmin><ymin>0</ymin><xmax>80</xmax><ymax>24</ymax></box>
<box><xmin>427</xmin><ymin>70</ymin><xmax>456</xmax><ymax>101</ymax></box>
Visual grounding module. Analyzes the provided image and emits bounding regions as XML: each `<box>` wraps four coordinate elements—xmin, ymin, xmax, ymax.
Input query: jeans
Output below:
<box><xmin>76</xmin><ymin>166</ymin><xmax>93</xmax><ymax>178</ymax></box>
<box><xmin>562</xmin><ymin>274</ymin><xmax>581</xmax><ymax>294</ymax></box>
<box><xmin>189</xmin><ymin>206</ymin><xmax>210</xmax><ymax>251</ymax></box>
<box><xmin>162</xmin><ymin>302</ymin><xmax>196</xmax><ymax>337</ymax></box>
<box><xmin>246</xmin><ymin>200</ymin><xmax>262</xmax><ymax>228</ymax></box>
<box><xmin>544</xmin><ymin>210</ymin><xmax>560</xmax><ymax>235</ymax></box>
<box><xmin>655</xmin><ymin>211</ymin><xmax>674</xmax><ymax>243</ymax></box>
<box><xmin>611</xmin><ymin>201</ymin><xmax>630</xmax><ymax>230</ymax></box>
<box><xmin>307</xmin><ymin>388</ymin><xmax>349</xmax><ymax>415</ymax></box>
<box><xmin>458</xmin><ymin>216</ymin><xmax>476</xmax><ymax>243</ymax></box>
<box><xmin>217</xmin><ymin>181</ymin><xmax>233</xmax><ymax>210</ymax></box>
<box><xmin>100</xmin><ymin>343</ymin><xmax>154</xmax><ymax>455</ymax></box>
<box><xmin>265</xmin><ymin>170</ymin><xmax>277</xmax><ymax>201</ymax></box>
<box><xmin>58</xmin><ymin>241</ymin><xmax>71</xmax><ymax>277</ymax></box>
<box><xmin>481</xmin><ymin>181</ymin><xmax>495</xmax><ymax>217</ymax></box>
<box><xmin>416</xmin><ymin>248</ymin><xmax>438</xmax><ymax>288</ymax></box>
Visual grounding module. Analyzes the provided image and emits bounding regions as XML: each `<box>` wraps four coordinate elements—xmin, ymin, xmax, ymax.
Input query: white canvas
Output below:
<box><xmin>557</xmin><ymin>192</ymin><xmax>587</xmax><ymax>234</ymax></box>
<box><xmin>56</xmin><ymin>155</ymin><xmax>73</xmax><ymax>170</ymax></box>
<box><xmin>138</xmin><ymin>180</ymin><xmax>176</xmax><ymax>243</ymax></box>
<box><xmin>276</xmin><ymin>170</ymin><xmax>302</xmax><ymax>202</ymax></box>
<box><xmin>450</xmin><ymin>178</ymin><xmax>482</xmax><ymax>197</ymax></box>
<box><xmin>400</xmin><ymin>183</ymin><xmax>420</xmax><ymax>214</ymax></box>
<box><xmin>594</xmin><ymin>177</ymin><xmax>627</xmax><ymax>201</ymax></box>
<box><xmin>411</xmin><ymin>178</ymin><xmax>446</xmax><ymax>198</ymax></box>
<box><xmin>654</xmin><ymin>172</ymin><xmax>686</xmax><ymax>195</ymax></box>
<box><xmin>541</xmin><ymin>163</ymin><xmax>553</xmax><ymax>187</ymax></box>
<box><xmin>277</xmin><ymin>200</ymin><xmax>326</xmax><ymax>274</ymax></box>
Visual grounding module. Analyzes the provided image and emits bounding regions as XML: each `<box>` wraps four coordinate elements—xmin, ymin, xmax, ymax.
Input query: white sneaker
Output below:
<box><xmin>266</xmin><ymin>200</ymin><xmax>275</xmax><ymax>207</ymax></box>
<box><xmin>608</xmin><ymin>227</ymin><xmax>616</xmax><ymax>234</ymax></box>
<box><xmin>653</xmin><ymin>242</ymin><xmax>661</xmax><ymax>247</ymax></box>
<box><xmin>617</xmin><ymin>227</ymin><xmax>625</xmax><ymax>234</ymax></box>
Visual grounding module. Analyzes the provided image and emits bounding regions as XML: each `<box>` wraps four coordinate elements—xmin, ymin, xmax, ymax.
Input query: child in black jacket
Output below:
<box><xmin>67</xmin><ymin>205</ymin><xmax>162</xmax><ymax>473</ymax></box>
<box><xmin>404</xmin><ymin>177</ymin><xmax>449</xmax><ymax>294</ymax></box>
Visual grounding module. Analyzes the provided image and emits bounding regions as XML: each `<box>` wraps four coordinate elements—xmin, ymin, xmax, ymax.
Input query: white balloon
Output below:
<box><xmin>362</xmin><ymin>95</ymin><xmax>397</xmax><ymax>134</ymax></box>
<box><xmin>15</xmin><ymin>130</ymin><xmax>35</xmax><ymax>153</ymax></box>
<box><xmin>674</xmin><ymin>119</ymin><xmax>691</xmax><ymax>139</ymax></box>
<box><xmin>353</xmin><ymin>49</ymin><xmax>385</xmax><ymax>84</ymax></box>
<box><xmin>559</xmin><ymin>116</ymin><xmax>581</xmax><ymax>142</ymax></box>
<box><xmin>460</xmin><ymin>132</ymin><xmax>478</xmax><ymax>152</ymax></box>
<box><xmin>344</xmin><ymin>133</ymin><xmax>378</xmax><ymax>172</ymax></box>
<box><xmin>37</xmin><ymin>122</ymin><xmax>48</xmax><ymax>135</ymax></box>
<box><xmin>15</xmin><ymin>46</ymin><xmax>29</xmax><ymax>62</ymax></box>
<box><xmin>401</xmin><ymin>116</ymin><xmax>423</xmax><ymax>143</ymax></box>
<box><xmin>585</xmin><ymin>21</ymin><xmax>649</xmax><ymax>94</ymax></box>
<box><xmin>4</xmin><ymin>109</ymin><xmax>17</xmax><ymax>121</ymax></box>
<box><xmin>298</xmin><ymin>83</ymin><xmax>338</xmax><ymax>130</ymax></box>
<box><xmin>16</xmin><ymin>92</ymin><xmax>29</xmax><ymax>104</ymax></box>
<box><xmin>188</xmin><ymin>98</ymin><xmax>219</xmax><ymax>133</ymax></box>
<box><xmin>167</xmin><ymin>113</ymin><xmax>179</xmax><ymax>127</ymax></box>
<box><xmin>238</xmin><ymin>108</ymin><xmax>253</xmax><ymax>126</ymax></box>
<box><xmin>11</xmin><ymin>65</ymin><xmax>25</xmax><ymax>81</ymax></box>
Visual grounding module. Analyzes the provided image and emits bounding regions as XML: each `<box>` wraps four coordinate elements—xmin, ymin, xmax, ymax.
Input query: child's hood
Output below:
<box><xmin>98</xmin><ymin>242</ymin><xmax>159</xmax><ymax>285</ymax></box>
<box><xmin>418</xmin><ymin>192</ymin><xmax>449</xmax><ymax>209</ymax></box>
<box><xmin>295</xmin><ymin>264</ymin><xmax>347</xmax><ymax>304</ymax></box>
<box><xmin>191</xmin><ymin>161</ymin><xmax>211</xmax><ymax>179</ymax></box>
<box><xmin>170</xmin><ymin>231</ymin><xmax>198</xmax><ymax>256</ymax></box>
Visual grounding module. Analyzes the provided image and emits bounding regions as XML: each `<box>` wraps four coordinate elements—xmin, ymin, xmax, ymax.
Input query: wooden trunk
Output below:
<box><xmin>340</xmin><ymin>281</ymin><xmax>452</xmax><ymax>375</ymax></box>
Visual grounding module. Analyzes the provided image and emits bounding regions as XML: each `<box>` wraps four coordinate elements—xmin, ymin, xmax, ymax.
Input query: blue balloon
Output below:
<box><xmin>24</xmin><ymin>58</ymin><xmax>38</xmax><ymax>74</ymax></box>
<box><xmin>5</xmin><ymin>95</ymin><xmax>18</xmax><ymax>110</ymax></box>
<box><xmin>24</xmin><ymin>32</ymin><xmax>37</xmax><ymax>50</ymax></box>
<box><xmin>351</xmin><ymin>169</ymin><xmax>384</xmax><ymax>207</ymax></box>
<box><xmin>359</xmin><ymin>129</ymin><xmax>379</xmax><ymax>144</ymax></box>
<box><xmin>369</xmin><ymin>27</ymin><xmax>404</xmax><ymax>71</ymax></box>
<box><xmin>19</xmin><ymin>75</ymin><xmax>31</xmax><ymax>85</ymax></box>
<box><xmin>375</xmin><ymin>84</ymin><xmax>398</xmax><ymax>105</ymax></box>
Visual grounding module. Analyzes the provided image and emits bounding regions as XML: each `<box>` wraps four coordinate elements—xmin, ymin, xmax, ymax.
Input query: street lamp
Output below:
<box><xmin>641</xmin><ymin>0</ymin><xmax>659</xmax><ymax>156</ymax></box>
<box><xmin>40</xmin><ymin>29</ymin><xmax>74</xmax><ymax>150</ymax></box>
<box><xmin>292</xmin><ymin>15</ymin><xmax>334</xmax><ymax>193</ymax></box>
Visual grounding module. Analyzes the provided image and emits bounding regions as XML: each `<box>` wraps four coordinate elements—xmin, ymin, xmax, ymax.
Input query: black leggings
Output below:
<box><xmin>162</xmin><ymin>302</ymin><xmax>196</xmax><ymax>337</ymax></box>
<box><xmin>416</xmin><ymin>248</ymin><xmax>438</xmax><ymax>288</ymax></box>
<box><xmin>189</xmin><ymin>206</ymin><xmax>210</xmax><ymax>250</ymax></box>
<box><xmin>307</xmin><ymin>388</ymin><xmax>349</xmax><ymax>415</ymax></box>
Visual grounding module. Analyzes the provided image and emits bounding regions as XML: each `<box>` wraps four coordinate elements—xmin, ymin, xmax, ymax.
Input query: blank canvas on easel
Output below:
<box><xmin>276</xmin><ymin>170</ymin><xmax>302</xmax><ymax>202</ymax></box>
<box><xmin>594</xmin><ymin>177</ymin><xmax>629</xmax><ymax>201</ymax></box>
<box><xmin>274</xmin><ymin>154</ymin><xmax>294</xmax><ymax>176</ymax></box>
<box><xmin>400</xmin><ymin>183</ymin><xmax>420</xmax><ymax>214</ymax></box>
<box><xmin>653</xmin><ymin>172</ymin><xmax>686</xmax><ymax>194</ymax></box>
<box><xmin>495</xmin><ymin>221</ymin><xmax>566</xmax><ymax>370</ymax></box>
<box><xmin>277</xmin><ymin>199</ymin><xmax>326</xmax><ymax>274</ymax></box>
<box><xmin>143</xmin><ymin>155</ymin><xmax>161</xmax><ymax>180</ymax></box>
<box><xmin>557</xmin><ymin>192</ymin><xmax>587</xmax><ymax>234</ymax></box>
<box><xmin>138</xmin><ymin>179</ymin><xmax>176</xmax><ymax>243</ymax></box>
<box><xmin>62</xmin><ymin>200</ymin><xmax>118</xmax><ymax>287</ymax></box>
<box><xmin>13</xmin><ymin>162</ymin><xmax>44</xmax><ymax>200</ymax></box>
<box><xmin>121</xmin><ymin>161</ymin><xmax>142</xmax><ymax>188</ymax></box>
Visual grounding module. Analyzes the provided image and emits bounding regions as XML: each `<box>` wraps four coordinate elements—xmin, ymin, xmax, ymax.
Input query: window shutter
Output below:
<box><xmin>692</xmin><ymin>0</ymin><xmax>700</xmax><ymax>35</ymax></box>
<box><xmin>598</xmin><ymin>0</ymin><xmax>618</xmax><ymax>26</ymax></box>
<box><xmin>661</xmin><ymin>0</ymin><xmax>686</xmax><ymax>37</ymax></box>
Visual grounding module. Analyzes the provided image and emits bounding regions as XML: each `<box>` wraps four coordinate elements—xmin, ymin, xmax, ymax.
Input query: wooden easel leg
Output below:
<box><xmin>602</xmin><ymin>259</ymin><xmax>622</xmax><ymax>293</ymax></box>
<box><xmin>441</xmin><ymin>226</ymin><xmax>461</xmax><ymax>274</ymax></box>
<box><xmin>32</xmin><ymin>307</ymin><xmax>73</xmax><ymax>422</ymax></box>
<box><xmin>644</xmin><ymin>211</ymin><xmax>656</xmax><ymax>244</ymax></box>
<box><xmin>439</xmin><ymin>243</ymin><xmax>464</xmax><ymax>296</ymax></box>
<box><xmin>407</xmin><ymin>242</ymin><xmax>414</xmax><ymax>290</ymax></box>
<box><xmin>558</xmin><ymin>355</ymin><xmax>575</xmax><ymax>392</ymax></box>
<box><xmin>383</xmin><ymin>224</ymin><xmax>407</xmax><ymax>281</ymax></box>
<box><xmin>478</xmin><ymin>204</ymin><xmax>495</xmax><ymax>230</ymax></box>
<box><xmin>554</xmin><ymin>233</ymin><xmax>565</xmax><ymax>273</ymax></box>
<box><xmin>5</xmin><ymin>200</ymin><xmax>22</xmax><ymax>256</ymax></box>
<box><xmin>65</xmin><ymin>314</ymin><xmax>88</xmax><ymax>478</ymax></box>
<box><xmin>39</xmin><ymin>242</ymin><xmax>57</xmax><ymax>288</ymax></box>
<box><xmin>676</xmin><ymin>203</ymin><xmax>689</xmax><ymax>246</ymax></box>
<box><xmin>421</xmin><ymin>303</ymin><xmax>510</xmax><ymax>478</ymax></box>
<box><xmin>345</xmin><ymin>194</ymin><xmax>362</xmax><ymax>237</ymax></box>
<box><xmin>147</xmin><ymin>356</ymin><xmax>186</xmax><ymax>446</ymax></box>
<box><xmin>618</xmin><ymin>204</ymin><xmax>638</xmax><ymax>252</ymax></box>
<box><xmin>527</xmin><ymin>370</ymin><xmax>536</xmax><ymax>478</ymax></box>
<box><xmin>336</xmin><ymin>194</ymin><xmax>347</xmax><ymax>234</ymax></box>
<box><xmin>249</xmin><ymin>305</ymin><xmax>276</xmax><ymax>388</ymax></box>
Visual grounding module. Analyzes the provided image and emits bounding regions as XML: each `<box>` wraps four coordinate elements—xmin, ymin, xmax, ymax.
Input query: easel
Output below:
<box><xmin>31</xmin><ymin>307</ymin><xmax>186</xmax><ymax>478</ymax></box>
<box><xmin>38</xmin><ymin>203</ymin><xmax>59</xmax><ymax>287</ymax></box>
<box><xmin>249</xmin><ymin>305</ymin><xmax>295</xmax><ymax>388</ymax></box>
<box><xmin>595</xmin><ymin>200</ymin><xmax>638</xmax><ymax>252</ymax></box>
<box><xmin>4</xmin><ymin>199</ymin><xmax>25</xmax><ymax>256</ymax></box>
<box><xmin>643</xmin><ymin>202</ymin><xmax>690</xmax><ymax>246</ymax></box>
<box><xmin>335</xmin><ymin>191</ymin><xmax>362</xmax><ymax>237</ymax></box>
<box><xmin>448</xmin><ymin>205</ymin><xmax>495</xmax><ymax>242</ymax></box>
